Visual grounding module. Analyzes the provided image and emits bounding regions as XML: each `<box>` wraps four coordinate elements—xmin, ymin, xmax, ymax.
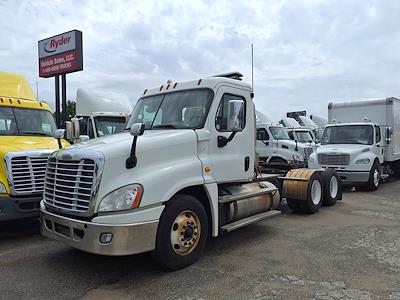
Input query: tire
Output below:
<box><xmin>321</xmin><ymin>170</ymin><xmax>341</xmax><ymax>206</ymax></box>
<box><xmin>151</xmin><ymin>194</ymin><xmax>208</xmax><ymax>270</ymax></box>
<box><xmin>299</xmin><ymin>172</ymin><xmax>323</xmax><ymax>214</ymax></box>
<box><xmin>287</xmin><ymin>198</ymin><xmax>302</xmax><ymax>213</ymax></box>
<box><xmin>364</xmin><ymin>162</ymin><xmax>380</xmax><ymax>191</ymax></box>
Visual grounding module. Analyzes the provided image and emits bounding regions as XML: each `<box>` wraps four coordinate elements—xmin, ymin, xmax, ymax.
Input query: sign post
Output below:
<box><xmin>38</xmin><ymin>30</ymin><xmax>83</xmax><ymax>128</ymax></box>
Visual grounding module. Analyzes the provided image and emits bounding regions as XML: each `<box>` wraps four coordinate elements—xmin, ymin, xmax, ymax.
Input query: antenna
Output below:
<box><xmin>251</xmin><ymin>43</ymin><xmax>254</xmax><ymax>93</ymax></box>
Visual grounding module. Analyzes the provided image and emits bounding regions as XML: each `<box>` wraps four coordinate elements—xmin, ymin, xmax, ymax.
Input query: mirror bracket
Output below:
<box><xmin>126</xmin><ymin>123</ymin><xmax>145</xmax><ymax>169</ymax></box>
<box><xmin>218</xmin><ymin>132</ymin><xmax>237</xmax><ymax>148</ymax></box>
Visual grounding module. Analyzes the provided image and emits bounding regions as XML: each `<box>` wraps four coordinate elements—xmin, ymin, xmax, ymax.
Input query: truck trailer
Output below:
<box><xmin>41</xmin><ymin>72</ymin><xmax>341</xmax><ymax>270</ymax></box>
<box><xmin>309</xmin><ymin>97</ymin><xmax>400</xmax><ymax>190</ymax></box>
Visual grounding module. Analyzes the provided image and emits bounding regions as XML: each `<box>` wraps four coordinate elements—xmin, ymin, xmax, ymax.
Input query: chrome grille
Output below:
<box><xmin>318</xmin><ymin>153</ymin><xmax>349</xmax><ymax>165</ymax></box>
<box><xmin>304</xmin><ymin>147</ymin><xmax>313</xmax><ymax>161</ymax></box>
<box><xmin>44</xmin><ymin>157</ymin><xmax>95</xmax><ymax>213</ymax></box>
<box><xmin>9</xmin><ymin>155</ymin><xmax>50</xmax><ymax>195</ymax></box>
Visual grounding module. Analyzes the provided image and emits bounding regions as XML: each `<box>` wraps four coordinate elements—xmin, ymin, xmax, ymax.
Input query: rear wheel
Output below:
<box><xmin>364</xmin><ymin>162</ymin><xmax>380</xmax><ymax>191</ymax></box>
<box><xmin>300</xmin><ymin>173</ymin><xmax>323</xmax><ymax>214</ymax></box>
<box><xmin>322</xmin><ymin>170</ymin><xmax>341</xmax><ymax>206</ymax></box>
<box><xmin>152</xmin><ymin>194</ymin><xmax>208</xmax><ymax>270</ymax></box>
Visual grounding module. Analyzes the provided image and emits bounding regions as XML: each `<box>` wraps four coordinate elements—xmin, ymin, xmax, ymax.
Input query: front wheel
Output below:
<box><xmin>152</xmin><ymin>194</ymin><xmax>208</xmax><ymax>270</ymax></box>
<box><xmin>364</xmin><ymin>162</ymin><xmax>380</xmax><ymax>191</ymax></box>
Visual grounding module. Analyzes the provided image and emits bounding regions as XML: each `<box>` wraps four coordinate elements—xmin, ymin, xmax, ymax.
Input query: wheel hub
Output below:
<box><xmin>170</xmin><ymin>211</ymin><xmax>201</xmax><ymax>255</ymax></box>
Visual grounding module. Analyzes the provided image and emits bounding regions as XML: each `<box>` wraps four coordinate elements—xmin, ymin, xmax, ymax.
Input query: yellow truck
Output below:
<box><xmin>0</xmin><ymin>71</ymin><xmax>68</xmax><ymax>221</ymax></box>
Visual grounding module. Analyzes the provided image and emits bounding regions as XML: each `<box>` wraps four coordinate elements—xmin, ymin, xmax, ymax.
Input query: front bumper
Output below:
<box><xmin>41</xmin><ymin>208</ymin><xmax>159</xmax><ymax>256</ymax></box>
<box><xmin>0</xmin><ymin>195</ymin><xmax>41</xmax><ymax>221</ymax></box>
<box><xmin>336</xmin><ymin>170</ymin><xmax>370</xmax><ymax>184</ymax></box>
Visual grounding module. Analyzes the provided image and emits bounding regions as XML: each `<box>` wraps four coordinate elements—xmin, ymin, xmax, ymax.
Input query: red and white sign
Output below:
<box><xmin>38</xmin><ymin>30</ymin><xmax>83</xmax><ymax>78</ymax></box>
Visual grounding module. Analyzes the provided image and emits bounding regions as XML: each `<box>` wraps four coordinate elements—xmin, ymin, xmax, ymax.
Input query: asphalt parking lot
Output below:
<box><xmin>1</xmin><ymin>181</ymin><xmax>400</xmax><ymax>300</ymax></box>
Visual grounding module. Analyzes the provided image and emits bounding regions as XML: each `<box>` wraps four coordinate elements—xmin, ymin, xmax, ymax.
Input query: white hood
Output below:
<box><xmin>317</xmin><ymin>144</ymin><xmax>370</xmax><ymax>155</ymax></box>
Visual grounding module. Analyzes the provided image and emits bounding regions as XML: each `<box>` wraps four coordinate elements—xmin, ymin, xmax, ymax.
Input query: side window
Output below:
<box><xmin>215</xmin><ymin>94</ymin><xmax>246</xmax><ymax>132</ymax></box>
<box><xmin>256</xmin><ymin>128</ymin><xmax>269</xmax><ymax>141</ymax></box>
<box><xmin>375</xmin><ymin>125</ymin><xmax>381</xmax><ymax>143</ymax></box>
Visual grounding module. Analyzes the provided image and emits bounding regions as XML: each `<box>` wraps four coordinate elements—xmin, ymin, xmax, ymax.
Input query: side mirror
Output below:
<box><xmin>54</xmin><ymin>129</ymin><xmax>65</xmax><ymax>149</ymax></box>
<box><xmin>226</xmin><ymin>100</ymin><xmax>244</xmax><ymax>132</ymax></box>
<box><xmin>386</xmin><ymin>126</ymin><xmax>392</xmax><ymax>144</ymax></box>
<box><xmin>65</xmin><ymin>121</ymin><xmax>73</xmax><ymax>141</ymax></box>
<box><xmin>130</xmin><ymin>123</ymin><xmax>145</xmax><ymax>137</ymax></box>
<box><xmin>126</xmin><ymin>123</ymin><xmax>145</xmax><ymax>169</ymax></box>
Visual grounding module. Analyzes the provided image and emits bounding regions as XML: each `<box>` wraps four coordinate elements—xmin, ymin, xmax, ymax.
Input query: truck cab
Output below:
<box><xmin>0</xmin><ymin>71</ymin><xmax>68</xmax><ymax>221</ymax></box>
<box><xmin>286</xmin><ymin>127</ymin><xmax>319</xmax><ymax>150</ymax></box>
<box><xmin>41</xmin><ymin>72</ymin><xmax>339</xmax><ymax>270</ymax></box>
<box><xmin>256</xmin><ymin>123</ymin><xmax>313</xmax><ymax>167</ymax></box>
<box><xmin>73</xmin><ymin>88</ymin><xmax>132</xmax><ymax>141</ymax></box>
<box><xmin>309</xmin><ymin>122</ymin><xmax>387</xmax><ymax>190</ymax></box>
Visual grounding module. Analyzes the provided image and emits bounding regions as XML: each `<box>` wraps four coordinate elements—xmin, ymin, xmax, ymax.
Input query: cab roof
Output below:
<box><xmin>142</xmin><ymin>72</ymin><xmax>252</xmax><ymax>98</ymax></box>
<box><xmin>0</xmin><ymin>71</ymin><xmax>36</xmax><ymax>101</ymax></box>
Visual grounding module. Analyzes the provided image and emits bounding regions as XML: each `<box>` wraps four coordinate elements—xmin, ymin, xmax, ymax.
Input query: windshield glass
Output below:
<box><xmin>296</xmin><ymin>131</ymin><xmax>314</xmax><ymax>143</ymax></box>
<box><xmin>321</xmin><ymin>125</ymin><xmax>373</xmax><ymax>145</ymax></box>
<box><xmin>94</xmin><ymin>116</ymin><xmax>126</xmax><ymax>137</ymax></box>
<box><xmin>270</xmin><ymin>126</ymin><xmax>290</xmax><ymax>140</ymax></box>
<box><xmin>127</xmin><ymin>89</ymin><xmax>213</xmax><ymax>130</ymax></box>
<box><xmin>0</xmin><ymin>106</ymin><xmax>56</xmax><ymax>136</ymax></box>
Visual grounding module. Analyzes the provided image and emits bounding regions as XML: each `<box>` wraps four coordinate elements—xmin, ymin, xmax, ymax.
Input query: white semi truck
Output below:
<box><xmin>256</xmin><ymin>122</ymin><xmax>313</xmax><ymax>167</ymax></box>
<box><xmin>74</xmin><ymin>88</ymin><xmax>132</xmax><ymax>140</ymax></box>
<box><xmin>40</xmin><ymin>72</ymin><xmax>341</xmax><ymax>270</ymax></box>
<box><xmin>309</xmin><ymin>97</ymin><xmax>400</xmax><ymax>191</ymax></box>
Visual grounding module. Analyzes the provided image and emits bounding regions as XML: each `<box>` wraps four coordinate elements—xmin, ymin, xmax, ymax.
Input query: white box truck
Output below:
<box><xmin>309</xmin><ymin>97</ymin><xmax>400</xmax><ymax>190</ymax></box>
<box><xmin>40</xmin><ymin>72</ymin><xmax>341</xmax><ymax>270</ymax></box>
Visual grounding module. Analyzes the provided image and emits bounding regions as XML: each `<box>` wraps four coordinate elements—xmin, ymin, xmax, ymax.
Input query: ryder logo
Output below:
<box><xmin>43</xmin><ymin>36</ymin><xmax>72</xmax><ymax>53</ymax></box>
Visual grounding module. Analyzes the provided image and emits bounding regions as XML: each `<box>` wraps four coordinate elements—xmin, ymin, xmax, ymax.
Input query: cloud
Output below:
<box><xmin>0</xmin><ymin>0</ymin><xmax>399</xmax><ymax>122</ymax></box>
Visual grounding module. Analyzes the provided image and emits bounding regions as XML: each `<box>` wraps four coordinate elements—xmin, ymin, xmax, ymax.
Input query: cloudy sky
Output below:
<box><xmin>1</xmin><ymin>0</ymin><xmax>399</xmax><ymax>121</ymax></box>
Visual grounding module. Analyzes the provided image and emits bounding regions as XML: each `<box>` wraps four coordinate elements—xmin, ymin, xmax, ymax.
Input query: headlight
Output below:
<box><xmin>0</xmin><ymin>182</ymin><xmax>6</xmax><ymax>194</ymax></box>
<box><xmin>98</xmin><ymin>184</ymin><xmax>143</xmax><ymax>212</ymax></box>
<box><xmin>292</xmin><ymin>154</ymin><xmax>303</xmax><ymax>161</ymax></box>
<box><xmin>356</xmin><ymin>158</ymin><xmax>371</xmax><ymax>164</ymax></box>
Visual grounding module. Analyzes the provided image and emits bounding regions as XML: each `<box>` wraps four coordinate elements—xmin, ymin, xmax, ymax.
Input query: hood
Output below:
<box><xmin>277</xmin><ymin>139</ymin><xmax>308</xmax><ymax>150</ymax></box>
<box><xmin>70</xmin><ymin>130</ymin><xmax>198</xmax><ymax>161</ymax></box>
<box><xmin>0</xmin><ymin>136</ymin><xmax>68</xmax><ymax>157</ymax></box>
<box><xmin>317</xmin><ymin>144</ymin><xmax>370</xmax><ymax>155</ymax></box>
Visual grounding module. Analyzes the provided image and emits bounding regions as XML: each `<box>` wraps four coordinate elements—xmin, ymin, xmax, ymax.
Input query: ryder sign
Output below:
<box><xmin>38</xmin><ymin>30</ymin><xmax>83</xmax><ymax>78</ymax></box>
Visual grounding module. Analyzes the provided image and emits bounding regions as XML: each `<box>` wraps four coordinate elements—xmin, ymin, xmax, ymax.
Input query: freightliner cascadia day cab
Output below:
<box><xmin>309</xmin><ymin>97</ymin><xmax>400</xmax><ymax>191</ymax></box>
<box><xmin>0</xmin><ymin>71</ymin><xmax>68</xmax><ymax>221</ymax></box>
<box><xmin>41</xmin><ymin>72</ymin><xmax>341</xmax><ymax>270</ymax></box>
<box><xmin>73</xmin><ymin>88</ymin><xmax>132</xmax><ymax>140</ymax></box>
<box><xmin>256</xmin><ymin>122</ymin><xmax>313</xmax><ymax>167</ymax></box>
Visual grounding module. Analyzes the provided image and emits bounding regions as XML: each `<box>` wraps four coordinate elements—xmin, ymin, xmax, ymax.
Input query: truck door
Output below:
<box><xmin>207</xmin><ymin>88</ymin><xmax>255</xmax><ymax>182</ymax></box>
<box><xmin>256</xmin><ymin>127</ymin><xmax>271</xmax><ymax>164</ymax></box>
<box><xmin>374</xmin><ymin>125</ymin><xmax>384</xmax><ymax>163</ymax></box>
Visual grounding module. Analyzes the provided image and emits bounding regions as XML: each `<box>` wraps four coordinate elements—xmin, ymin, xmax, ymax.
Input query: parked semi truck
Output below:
<box><xmin>256</xmin><ymin>122</ymin><xmax>313</xmax><ymax>167</ymax></box>
<box><xmin>0</xmin><ymin>71</ymin><xmax>68</xmax><ymax>221</ymax></box>
<box><xmin>41</xmin><ymin>72</ymin><xmax>341</xmax><ymax>270</ymax></box>
<box><xmin>309</xmin><ymin>97</ymin><xmax>400</xmax><ymax>191</ymax></box>
<box><xmin>74</xmin><ymin>88</ymin><xmax>132</xmax><ymax>140</ymax></box>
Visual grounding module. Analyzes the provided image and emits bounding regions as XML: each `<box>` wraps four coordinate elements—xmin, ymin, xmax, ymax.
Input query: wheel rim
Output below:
<box><xmin>170</xmin><ymin>210</ymin><xmax>201</xmax><ymax>256</ymax></box>
<box><xmin>311</xmin><ymin>180</ymin><xmax>322</xmax><ymax>205</ymax></box>
<box><xmin>329</xmin><ymin>176</ymin><xmax>338</xmax><ymax>199</ymax></box>
<box><xmin>373</xmin><ymin>169</ymin><xmax>379</xmax><ymax>187</ymax></box>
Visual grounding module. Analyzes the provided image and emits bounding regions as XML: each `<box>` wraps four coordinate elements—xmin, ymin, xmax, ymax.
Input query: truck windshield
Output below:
<box><xmin>0</xmin><ymin>106</ymin><xmax>55</xmax><ymax>136</ymax></box>
<box><xmin>94</xmin><ymin>116</ymin><xmax>127</xmax><ymax>137</ymax></box>
<box><xmin>321</xmin><ymin>125</ymin><xmax>373</xmax><ymax>145</ymax></box>
<box><xmin>127</xmin><ymin>89</ymin><xmax>213</xmax><ymax>130</ymax></box>
<box><xmin>296</xmin><ymin>131</ymin><xmax>314</xmax><ymax>143</ymax></box>
<box><xmin>270</xmin><ymin>126</ymin><xmax>290</xmax><ymax>140</ymax></box>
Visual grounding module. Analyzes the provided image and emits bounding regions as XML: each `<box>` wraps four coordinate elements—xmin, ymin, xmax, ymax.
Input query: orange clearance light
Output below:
<box><xmin>159</xmin><ymin>85</ymin><xmax>164</xmax><ymax>91</ymax></box>
<box><xmin>197</xmin><ymin>79</ymin><xmax>202</xmax><ymax>85</ymax></box>
<box><xmin>143</xmin><ymin>89</ymin><xmax>148</xmax><ymax>95</ymax></box>
<box><xmin>173</xmin><ymin>82</ymin><xmax>177</xmax><ymax>88</ymax></box>
<box><xmin>204</xmin><ymin>166</ymin><xmax>211</xmax><ymax>173</ymax></box>
<box><xmin>166</xmin><ymin>84</ymin><xmax>170</xmax><ymax>90</ymax></box>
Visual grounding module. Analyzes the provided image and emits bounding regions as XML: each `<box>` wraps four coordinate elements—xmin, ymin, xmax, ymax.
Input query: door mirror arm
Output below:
<box><xmin>218</xmin><ymin>131</ymin><xmax>237</xmax><ymax>148</ymax></box>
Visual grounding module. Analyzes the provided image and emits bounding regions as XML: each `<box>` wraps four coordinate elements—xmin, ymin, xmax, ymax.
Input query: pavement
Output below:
<box><xmin>1</xmin><ymin>180</ymin><xmax>400</xmax><ymax>300</ymax></box>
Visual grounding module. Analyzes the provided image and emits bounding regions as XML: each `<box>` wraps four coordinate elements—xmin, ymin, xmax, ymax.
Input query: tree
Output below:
<box><xmin>53</xmin><ymin>100</ymin><xmax>76</xmax><ymax>121</ymax></box>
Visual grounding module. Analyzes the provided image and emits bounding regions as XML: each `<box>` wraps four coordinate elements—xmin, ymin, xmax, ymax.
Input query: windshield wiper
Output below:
<box><xmin>21</xmin><ymin>132</ymin><xmax>52</xmax><ymax>137</ymax></box>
